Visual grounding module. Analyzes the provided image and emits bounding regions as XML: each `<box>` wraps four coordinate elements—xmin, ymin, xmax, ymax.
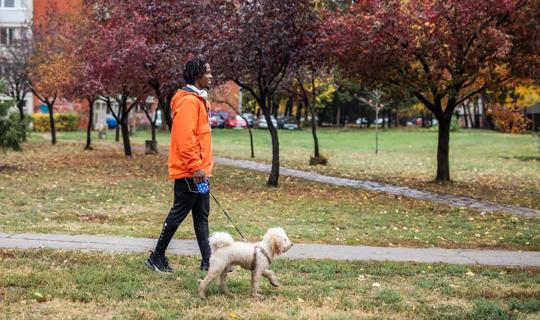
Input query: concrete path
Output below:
<box><xmin>214</xmin><ymin>157</ymin><xmax>540</xmax><ymax>218</ymax></box>
<box><xmin>1</xmin><ymin>232</ymin><xmax>539</xmax><ymax>267</ymax></box>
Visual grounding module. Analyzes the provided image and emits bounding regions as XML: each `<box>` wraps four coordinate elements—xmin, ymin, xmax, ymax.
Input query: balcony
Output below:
<box><xmin>0</xmin><ymin>7</ymin><xmax>31</xmax><ymax>27</ymax></box>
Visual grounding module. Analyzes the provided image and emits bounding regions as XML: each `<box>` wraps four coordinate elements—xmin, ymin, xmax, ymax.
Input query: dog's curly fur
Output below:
<box><xmin>199</xmin><ymin>227</ymin><xmax>293</xmax><ymax>299</ymax></box>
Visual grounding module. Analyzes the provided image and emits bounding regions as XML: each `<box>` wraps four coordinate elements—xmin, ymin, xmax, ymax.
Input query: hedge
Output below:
<box><xmin>32</xmin><ymin>113</ymin><xmax>80</xmax><ymax>132</ymax></box>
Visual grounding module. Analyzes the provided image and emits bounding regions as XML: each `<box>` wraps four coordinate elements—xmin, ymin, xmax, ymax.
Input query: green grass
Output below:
<box><xmin>1</xmin><ymin>141</ymin><xmax>538</xmax><ymax>250</ymax></box>
<box><xmin>1</xmin><ymin>249</ymin><xmax>539</xmax><ymax>319</ymax></box>
<box><xmin>55</xmin><ymin>127</ymin><xmax>540</xmax><ymax>210</ymax></box>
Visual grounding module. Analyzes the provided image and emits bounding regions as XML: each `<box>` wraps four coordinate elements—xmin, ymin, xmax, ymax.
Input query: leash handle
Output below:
<box><xmin>210</xmin><ymin>192</ymin><xmax>247</xmax><ymax>241</ymax></box>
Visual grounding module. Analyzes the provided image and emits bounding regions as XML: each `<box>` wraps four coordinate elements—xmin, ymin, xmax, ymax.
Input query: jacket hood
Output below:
<box><xmin>170</xmin><ymin>88</ymin><xmax>204</xmax><ymax>110</ymax></box>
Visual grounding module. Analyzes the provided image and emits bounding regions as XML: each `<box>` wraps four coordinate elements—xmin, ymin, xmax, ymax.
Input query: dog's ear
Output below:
<box><xmin>271</xmin><ymin>235</ymin><xmax>282</xmax><ymax>255</ymax></box>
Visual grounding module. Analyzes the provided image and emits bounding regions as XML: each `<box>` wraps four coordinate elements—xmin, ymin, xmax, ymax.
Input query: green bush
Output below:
<box><xmin>0</xmin><ymin>99</ymin><xmax>25</xmax><ymax>152</ymax></box>
<box><xmin>32</xmin><ymin>113</ymin><xmax>80</xmax><ymax>132</ymax></box>
<box><xmin>428</xmin><ymin>116</ymin><xmax>460</xmax><ymax>132</ymax></box>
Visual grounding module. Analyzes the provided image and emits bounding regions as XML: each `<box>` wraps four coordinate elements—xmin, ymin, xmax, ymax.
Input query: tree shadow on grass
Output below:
<box><xmin>499</xmin><ymin>156</ymin><xmax>540</xmax><ymax>162</ymax></box>
<box><xmin>0</xmin><ymin>164</ymin><xmax>23</xmax><ymax>172</ymax></box>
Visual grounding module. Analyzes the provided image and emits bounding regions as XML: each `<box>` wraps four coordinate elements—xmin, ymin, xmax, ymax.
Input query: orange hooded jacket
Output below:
<box><xmin>168</xmin><ymin>88</ymin><xmax>213</xmax><ymax>180</ymax></box>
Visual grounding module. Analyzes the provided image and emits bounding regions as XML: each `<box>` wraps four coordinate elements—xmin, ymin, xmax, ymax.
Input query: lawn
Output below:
<box><xmin>1</xmin><ymin>141</ymin><xmax>538</xmax><ymax>251</ymax></box>
<box><xmin>1</xmin><ymin>249</ymin><xmax>539</xmax><ymax>319</ymax></box>
<box><xmin>56</xmin><ymin>127</ymin><xmax>540</xmax><ymax>210</ymax></box>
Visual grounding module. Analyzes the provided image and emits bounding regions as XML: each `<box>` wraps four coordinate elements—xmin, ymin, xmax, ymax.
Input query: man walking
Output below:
<box><xmin>146</xmin><ymin>57</ymin><xmax>213</xmax><ymax>272</ymax></box>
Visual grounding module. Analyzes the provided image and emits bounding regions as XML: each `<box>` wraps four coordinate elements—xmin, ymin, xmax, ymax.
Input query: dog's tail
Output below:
<box><xmin>209</xmin><ymin>232</ymin><xmax>234</xmax><ymax>252</ymax></box>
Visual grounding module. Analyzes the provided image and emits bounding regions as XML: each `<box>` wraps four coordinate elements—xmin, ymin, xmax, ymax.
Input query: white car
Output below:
<box><xmin>254</xmin><ymin>115</ymin><xmax>278</xmax><ymax>129</ymax></box>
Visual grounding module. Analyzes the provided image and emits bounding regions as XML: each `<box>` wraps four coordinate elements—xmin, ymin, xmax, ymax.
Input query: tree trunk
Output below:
<box><xmin>16</xmin><ymin>99</ymin><xmax>27</xmax><ymax>141</ymax></box>
<box><xmin>335</xmin><ymin>105</ymin><xmax>341</xmax><ymax>127</ymax></box>
<box><xmin>48</xmin><ymin>102</ymin><xmax>57</xmax><ymax>145</ymax></box>
<box><xmin>285</xmin><ymin>95</ymin><xmax>293</xmax><ymax>117</ymax></box>
<box><xmin>308</xmin><ymin>101</ymin><xmax>320</xmax><ymax>159</ymax></box>
<box><xmin>115</xmin><ymin>124</ymin><xmax>120</xmax><ymax>142</ymax></box>
<box><xmin>17</xmin><ymin>100</ymin><xmax>25</xmax><ymax>122</ymax></box>
<box><xmin>473</xmin><ymin>99</ymin><xmax>480</xmax><ymax>128</ymax></box>
<box><xmin>120</xmin><ymin>117</ymin><xmax>132</xmax><ymax>157</ymax></box>
<box><xmin>436</xmin><ymin>114</ymin><xmax>451</xmax><ymax>181</ymax></box>
<box><xmin>261</xmin><ymin>97</ymin><xmax>279</xmax><ymax>187</ymax></box>
<box><xmin>159</xmin><ymin>96</ymin><xmax>172</xmax><ymax>132</ymax></box>
<box><xmin>85</xmin><ymin>99</ymin><xmax>94</xmax><ymax>150</ymax></box>
<box><xmin>247</xmin><ymin>126</ymin><xmax>255</xmax><ymax>158</ymax></box>
<box><xmin>296</xmin><ymin>101</ymin><xmax>303</xmax><ymax>125</ymax></box>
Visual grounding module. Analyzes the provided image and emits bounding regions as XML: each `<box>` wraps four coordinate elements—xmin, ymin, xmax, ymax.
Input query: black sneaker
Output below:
<box><xmin>146</xmin><ymin>251</ymin><xmax>173</xmax><ymax>273</ymax></box>
<box><xmin>200</xmin><ymin>263</ymin><xmax>209</xmax><ymax>272</ymax></box>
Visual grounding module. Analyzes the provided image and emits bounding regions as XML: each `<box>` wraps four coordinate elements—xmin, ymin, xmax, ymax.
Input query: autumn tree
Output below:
<box><xmin>211</xmin><ymin>0</ymin><xmax>317</xmax><ymax>186</ymax></box>
<box><xmin>28</xmin><ymin>6</ymin><xmax>76</xmax><ymax>145</ymax></box>
<box><xmin>286</xmin><ymin>23</ymin><xmax>335</xmax><ymax>165</ymax></box>
<box><xmin>85</xmin><ymin>0</ymin><xmax>150</xmax><ymax>156</ymax></box>
<box><xmin>325</xmin><ymin>0</ymin><xmax>540</xmax><ymax>181</ymax></box>
<box><xmin>129</xmin><ymin>0</ymin><xmax>206</xmax><ymax>132</ymax></box>
<box><xmin>63</xmin><ymin>2</ymin><xmax>101</xmax><ymax>150</ymax></box>
<box><xmin>487</xmin><ymin>83</ymin><xmax>539</xmax><ymax>133</ymax></box>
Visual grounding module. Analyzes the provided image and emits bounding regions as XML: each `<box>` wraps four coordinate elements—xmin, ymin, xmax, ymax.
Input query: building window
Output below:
<box><xmin>2</xmin><ymin>0</ymin><xmax>16</xmax><ymax>8</ymax></box>
<box><xmin>0</xmin><ymin>28</ymin><xmax>16</xmax><ymax>45</ymax></box>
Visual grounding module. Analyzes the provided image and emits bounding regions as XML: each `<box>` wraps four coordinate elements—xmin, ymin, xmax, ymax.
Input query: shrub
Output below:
<box><xmin>32</xmin><ymin>113</ymin><xmax>80</xmax><ymax>132</ymax></box>
<box><xmin>488</xmin><ymin>104</ymin><xmax>530</xmax><ymax>134</ymax></box>
<box><xmin>0</xmin><ymin>99</ymin><xmax>25</xmax><ymax>152</ymax></box>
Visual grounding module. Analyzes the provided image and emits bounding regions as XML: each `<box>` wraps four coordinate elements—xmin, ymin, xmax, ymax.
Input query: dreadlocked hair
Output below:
<box><xmin>183</xmin><ymin>58</ymin><xmax>208</xmax><ymax>85</ymax></box>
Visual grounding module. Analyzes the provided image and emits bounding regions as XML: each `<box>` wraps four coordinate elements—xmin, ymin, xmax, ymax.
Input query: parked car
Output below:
<box><xmin>374</xmin><ymin>118</ymin><xmax>389</xmax><ymax>125</ymax></box>
<box><xmin>225</xmin><ymin>115</ymin><xmax>248</xmax><ymax>129</ymax></box>
<box><xmin>415</xmin><ymin>117</ymin><xmax>436</xmax><ymax>126</ymax></box>
<box><xmin>254</xmin><ymin>115</ymin><xmax>278</xmax><ymax>129</ymax></box>
<box><xmin>355</xmin><ymin>117</ymin><xmax>368</xmax><ymax>126</ymax></box>
<box><xmin>242</xmin><ymin>112</ymin><xmax>255</xmax><ymax>127</ymax></box>
<box><xmin>280</xmin><ymin>116</ymin><xmax>299</xmax><ymax>130</ymax></box>
<box><xmin>210</xmin><ymin>114</ymin><xmax>225</xmax><ymax>128</ymax></box>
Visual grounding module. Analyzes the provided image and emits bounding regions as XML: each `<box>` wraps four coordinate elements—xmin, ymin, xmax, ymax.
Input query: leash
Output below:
<box><xmin>184</xmin><ymin>178</ymin><xmax>247</xmax><ymax>241</ymax></box>
<box><xmin>210</xmin><ymin>192</ymin><xmax>247</xmax><ymax>241</ymax></box>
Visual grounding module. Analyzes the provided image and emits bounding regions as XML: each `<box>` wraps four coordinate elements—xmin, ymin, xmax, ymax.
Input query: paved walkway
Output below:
<box><xmin>1</xmin><ymin>232</ymin><xmax>539</xmax><ymax>267</ymax></box>
<box><xmin>214</xmin><ymin>157</ymin><xmax>540</xmax><ymax>218</ymax></box>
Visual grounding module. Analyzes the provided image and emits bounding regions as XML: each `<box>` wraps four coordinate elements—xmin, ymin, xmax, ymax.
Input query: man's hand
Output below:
<box><xmin>193</xmin><ymin>169</ymin><xmax>206</xmax><ymax>184</ymax></box>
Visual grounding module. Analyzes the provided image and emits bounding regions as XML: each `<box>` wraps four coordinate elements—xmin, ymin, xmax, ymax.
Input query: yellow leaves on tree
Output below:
<box><xmin>487</xmin><ymin>84</ymin><xmax>539</xmax><ymax>133</ymax></box>
<box><xmin>489</xmin><ymin>104</ymin><xmax>530</xmax><ymax>133</ymax></box>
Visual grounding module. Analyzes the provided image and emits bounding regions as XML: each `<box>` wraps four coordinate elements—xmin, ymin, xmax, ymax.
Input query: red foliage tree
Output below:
<box><xmin>128</xmin><ymin>0</ymin><xmax>206</xmax><ymax>132</ymax></box>
<box><xmin>210</xmin><ymin>0</ymin><xmax>317</xmax><ymax>186</ymax></box>
<box><xmin>325</xmin><ymin>0</ymin><xmax>540</xmax><ymax>181</ymax></box>
<box><xmin>84</xmin><ymin>0</ymin><xmax>151</xmax><ymax>156</ymax></box>
<box><xmin>63</xmin><ymin>2</ymin><xmax>102</xmax><ymax>150</ymax></box>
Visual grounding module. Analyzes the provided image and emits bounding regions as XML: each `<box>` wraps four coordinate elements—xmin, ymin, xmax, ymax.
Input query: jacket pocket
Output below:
<box><xmin>197</xmin><ymin>124</ymin><xmax>211</xmax><ymax>159</ymax></box>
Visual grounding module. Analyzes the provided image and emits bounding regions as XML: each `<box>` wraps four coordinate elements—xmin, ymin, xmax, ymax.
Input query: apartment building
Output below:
<box><xmin>0</xmin><ymin>0</ymin><xmax>33</xmax><ymax>115</ymax></box>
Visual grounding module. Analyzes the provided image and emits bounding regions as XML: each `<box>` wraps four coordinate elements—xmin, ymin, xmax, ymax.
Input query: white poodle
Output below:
<box><xmin>199</xmin><ymin>227</ymin><xmax>293</xmax><ymax>299</ymax></box>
